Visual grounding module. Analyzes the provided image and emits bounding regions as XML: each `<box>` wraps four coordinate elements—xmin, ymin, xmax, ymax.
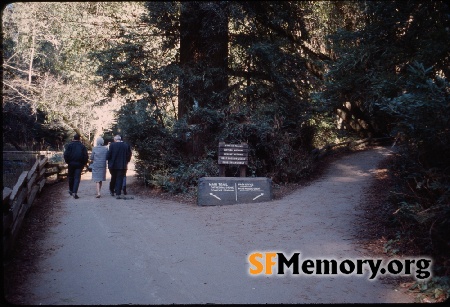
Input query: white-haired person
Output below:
<box><xmin>90</xmin><ymin>136</ymin><xmax>108</xmax><ymax>198</ymax></box>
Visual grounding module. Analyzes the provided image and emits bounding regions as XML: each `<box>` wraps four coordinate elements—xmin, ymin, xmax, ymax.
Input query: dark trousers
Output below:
<box><xmin>109</xmin><ymin>169</ymin><xmax>127</xmax><ymax>195</ymax></box>
<box><xmin>68</xmin><ymin>165</ymin><xmax>82</xmax><ymax>194</ymax></box>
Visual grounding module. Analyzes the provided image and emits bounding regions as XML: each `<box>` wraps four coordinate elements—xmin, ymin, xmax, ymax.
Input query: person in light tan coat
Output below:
<box><xmin>90</xmin><ymin>137</ymin><xmax>108</xmax><ymax>198</ymax></box>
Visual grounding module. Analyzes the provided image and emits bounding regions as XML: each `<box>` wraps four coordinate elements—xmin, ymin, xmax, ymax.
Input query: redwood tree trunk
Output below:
<box><xmin>179</xmin><ymin>2</ymin><xmax>229</xmax><ymax>119</ymax></box>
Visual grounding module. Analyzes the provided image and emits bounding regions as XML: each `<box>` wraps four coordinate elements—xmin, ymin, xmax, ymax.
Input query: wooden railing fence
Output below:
<box><xmin>2</xmin><ymin>154</ymin><xmax>68</xmax><ymax>258</ymax></box>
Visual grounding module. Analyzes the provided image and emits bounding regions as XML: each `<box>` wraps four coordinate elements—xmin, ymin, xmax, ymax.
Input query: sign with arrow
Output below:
<box><xmin>198</xmin><ymin>177</ymin><xmax>272</xmax><ymax>206</ymax></box>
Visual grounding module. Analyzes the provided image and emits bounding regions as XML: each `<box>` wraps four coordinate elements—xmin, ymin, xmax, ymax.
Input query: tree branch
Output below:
<box><xmin>2</xmin><ymin>81</ymin><xmax>37</xmax><ymax>104</ymax></box>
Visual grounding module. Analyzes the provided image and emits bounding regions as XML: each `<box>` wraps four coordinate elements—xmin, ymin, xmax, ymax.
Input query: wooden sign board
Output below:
<box><xmin>218</xmin><ymin>156</ymin><xmax>248</xmax><ymax>165</ymax></box>
<box><xmin>218</xmin><ymin>142</ymin><xmax>249</xmax><ymax>166</ymax></box>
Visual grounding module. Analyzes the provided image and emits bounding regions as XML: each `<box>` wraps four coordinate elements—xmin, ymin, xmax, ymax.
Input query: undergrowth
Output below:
<box><xmin>383</xmin><ymin>147</ymin><xmax>449</xmax><ymax>303</ymax></box>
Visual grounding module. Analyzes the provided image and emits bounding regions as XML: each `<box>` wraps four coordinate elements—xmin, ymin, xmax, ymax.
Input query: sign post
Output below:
<box><xmin>218</xmin><ymin>142</ymin><xmax>248</xmax><ymax>177</ymax></box>
<box><xmin>197</xmin><ymin>142</ymin><xmax>273</xmax><ymax>206</ymax></box>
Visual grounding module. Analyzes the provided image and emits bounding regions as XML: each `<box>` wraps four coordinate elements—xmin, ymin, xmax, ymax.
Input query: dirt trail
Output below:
<box><xmin>4</xmin><ymin>146</ymin><xmax>415</xmax><ymax>304</ymax></box>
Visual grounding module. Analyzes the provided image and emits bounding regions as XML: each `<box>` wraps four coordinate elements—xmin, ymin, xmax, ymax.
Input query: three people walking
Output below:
<box><xmin>64</xmin><ymin>134</ymin><xmax>132</xmax><ymax>199</ymax></box>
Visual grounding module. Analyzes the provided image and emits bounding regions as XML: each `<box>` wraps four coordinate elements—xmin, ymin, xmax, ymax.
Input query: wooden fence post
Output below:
<box><xmin>2</xmin><ymin>153</ymin><xmax>67</xmax><ymax>258</ymax></box>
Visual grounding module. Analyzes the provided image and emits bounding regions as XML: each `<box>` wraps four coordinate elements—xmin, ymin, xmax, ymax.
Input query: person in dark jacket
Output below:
<box><xmin>64</xmin><ymin>133</ymin><xmax>89</xmax><ymax>199</ymax></box>
<box><xmin>107</xmin><ymin>135</ymin><xmax>132</xmax><ymax>199</ymax></box>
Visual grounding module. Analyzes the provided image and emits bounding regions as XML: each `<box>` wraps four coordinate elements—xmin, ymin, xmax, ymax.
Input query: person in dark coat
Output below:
<box><xmin>64</xmin><ymin>133</ymin><xmax>89</xmax><ymax>199</ymax></box>
<box><xmin>107</xmin><ymin>135</ymin><xmax>132</xmax><ymax>199</ymax></box>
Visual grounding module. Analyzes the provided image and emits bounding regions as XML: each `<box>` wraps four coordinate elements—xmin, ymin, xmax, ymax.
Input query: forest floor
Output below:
<box><xmin>3</xmin><ymin>146</ymin><xmax>438</xmax><ymax>304</ymax></box>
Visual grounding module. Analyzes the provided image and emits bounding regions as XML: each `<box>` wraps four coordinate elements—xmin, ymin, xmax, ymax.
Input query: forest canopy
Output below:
<box><xmin>2</xmin><ymin>0</ymin><xmax>449</xmax><ymax>183</ymax></box>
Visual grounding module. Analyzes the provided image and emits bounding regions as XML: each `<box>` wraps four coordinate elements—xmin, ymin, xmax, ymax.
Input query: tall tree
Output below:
<box><xmin>100</xmin><ymin>1</ymin><xmax>349</xmax><ymax>183</ymax></box>
<box><xmin>321</xmin><ymin>0</ymin><xmax>449</xmax><ymax>137</ymax></box>
<box><xmin>178</xmin><ymin>2</ymin><xmax>229</xmax><ymax>119</ymax></box>
<box><xmin>2</xmin><ymin>2</ymin><xmax>144</xmax><ymax>147</ymax></box>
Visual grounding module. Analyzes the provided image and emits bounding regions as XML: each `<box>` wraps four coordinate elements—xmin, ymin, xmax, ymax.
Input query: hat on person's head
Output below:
<box><xmin>74</xmin><ymin>134</ymin><xmax>81</xmax><ymax>140</ymax></box>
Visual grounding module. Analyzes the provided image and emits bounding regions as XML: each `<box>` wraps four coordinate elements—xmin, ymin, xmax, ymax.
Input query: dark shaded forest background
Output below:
<box><xmin>2</xmin><ymin>1</ymin><xmax>449</xmax><ymax>298</ymax></box>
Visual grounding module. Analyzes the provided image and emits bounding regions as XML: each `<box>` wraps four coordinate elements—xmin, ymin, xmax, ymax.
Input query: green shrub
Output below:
<box><xmin>116</xmin><ymin>97</ymin><xmax>320</xmax><ymax>193</ymax></box>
